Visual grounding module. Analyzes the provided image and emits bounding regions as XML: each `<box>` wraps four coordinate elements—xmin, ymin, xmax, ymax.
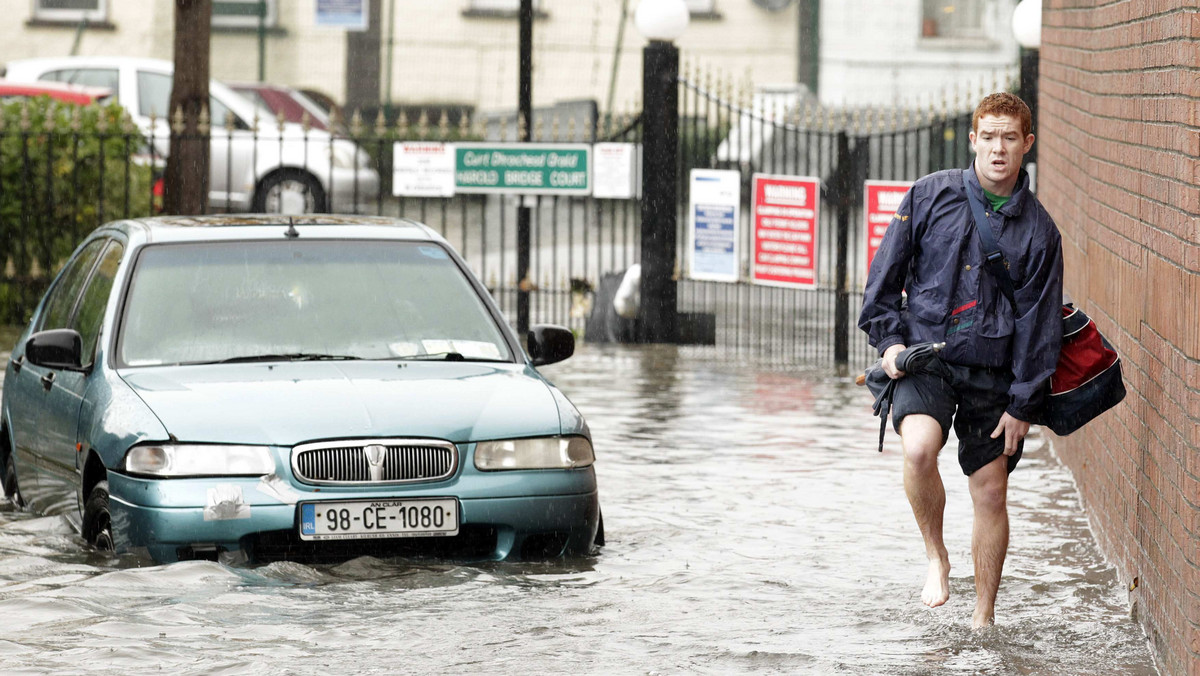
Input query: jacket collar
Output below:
<box><xmin>963</xmin><ymin>164</ymin><xmax>1031</xmax><ymax>217</ymax></box>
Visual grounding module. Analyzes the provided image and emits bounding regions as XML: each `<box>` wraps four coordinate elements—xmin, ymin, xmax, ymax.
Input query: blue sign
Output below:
<box><xmin>693</xmin><ymin>205</ymin><xmax>736</xmax><ymax>276</ymax></box>
<box><xmin>687</xmin><ymin>169</ymin><xmax>741</xmax><ymax>282</ymax></box>
<box><xmin>316</xmin><ymin>0</ymin><xmax>368</xmax><ymax>30</ymax></box>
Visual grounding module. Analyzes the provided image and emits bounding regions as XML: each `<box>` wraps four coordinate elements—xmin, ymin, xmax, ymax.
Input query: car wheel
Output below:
<box><xmin>83</xmin><ymin>480</ymin><xmax>114</xmax><ymax>551</ymax></box>
<box><xmin>3</xmin><ymin>452</ymin><xmax>22</xmax><ymax>508</ymax></box>
<box><xmin>252</xmin><ymin>170</ymin><xmax>326</xmax><ymax>215</ymax></box>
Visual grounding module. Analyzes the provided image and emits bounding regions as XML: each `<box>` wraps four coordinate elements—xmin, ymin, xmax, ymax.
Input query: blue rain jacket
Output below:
<box><xmin>858</xmin><ymin>166</ymin><xmax>1063</xmax><ymax>421</ymax></box>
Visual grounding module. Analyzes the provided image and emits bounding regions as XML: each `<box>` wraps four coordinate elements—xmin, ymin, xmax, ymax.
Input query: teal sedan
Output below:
<box><xmin>1</xmin><ymin>215</ymin><xmax>601</xmax><ymax>564</ymax></box>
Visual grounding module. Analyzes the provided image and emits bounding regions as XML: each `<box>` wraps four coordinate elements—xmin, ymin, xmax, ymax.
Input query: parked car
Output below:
<box><xmin>227</xmin><ymin>82</ymin><xmax>333</xmax><ymax>132</ymax></box>
<box><xmin>0</xmin><ymin>79</ymin><xmax>113</xmax><ymax>105</ymax></box>
<box><xmin>3</xmin><ymin>57</ymin><xmax>379</xmax><ymax>214</ymax></box>
<box><xmin>1</xmin><ymin>215</ymin><xmax>601</xmax><ymax>564</ymax></box>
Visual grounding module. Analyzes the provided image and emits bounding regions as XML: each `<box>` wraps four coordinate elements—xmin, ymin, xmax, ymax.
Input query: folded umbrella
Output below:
<box><xmin>857</xmin><ymin>342</ymin><xmax>945</xmax><ymax>452</ymax></box>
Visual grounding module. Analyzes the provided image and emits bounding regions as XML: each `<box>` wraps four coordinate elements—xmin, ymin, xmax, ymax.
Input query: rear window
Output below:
<box><xmin>40</xmin><ymin>68</ymin><xmax>119</xmax><ymax>101</ymax></box>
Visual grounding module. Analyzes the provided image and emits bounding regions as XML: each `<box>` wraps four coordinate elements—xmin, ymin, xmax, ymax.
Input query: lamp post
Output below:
<box><xmin>516</xmin><ymin>0</ymin><xmax>533</xmax><ymax>337</ymax></box>
<box><xmin>1012</xmin><ymin>0</ymin><xmax>1041</xmax><ymax>172</ymax></box>
<box><xmin>635</xmin><ymin>0</ymin><xmax>688</xmax><ymax>343</ymax></box>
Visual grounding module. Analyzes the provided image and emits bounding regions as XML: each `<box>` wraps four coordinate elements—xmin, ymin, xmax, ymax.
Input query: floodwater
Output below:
<box><xmin>0</xmin><ymin>346</ymin><xmax>1157</xmax><ymax>675</ymax></box>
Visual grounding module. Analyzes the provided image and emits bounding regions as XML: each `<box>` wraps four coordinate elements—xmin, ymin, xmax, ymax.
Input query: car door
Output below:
<box><xmin>7</xmin><ymin>239</ymin><xmax>106</xmax><ymax>490</ymax></box>
<box><xmin>40</xmin><ymin>239</ymin><xmax>125</xmax><ymax>484</ymax></box>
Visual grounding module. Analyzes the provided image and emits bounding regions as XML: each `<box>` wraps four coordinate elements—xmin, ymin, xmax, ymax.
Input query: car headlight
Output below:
<box><xmin>474</xmin><ymin>436</ymin><xmax>594</xmax><ymax>471</ymax></box>
<box><xmin>331</xmin><ymin>141</ymin><xmax>370</xmax><ymax>169</ymax></box>
<box><xmin>123</xmin><ymin>444</ymin><xmax>275</xmax><ymax>477</ymax></box>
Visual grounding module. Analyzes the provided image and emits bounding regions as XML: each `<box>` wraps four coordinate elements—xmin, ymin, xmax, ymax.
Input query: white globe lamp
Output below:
<box><xmin>635</xmin><ymin>0</ymin><xmax>690</xmax><ymax>42</ymax></box>
<box><xmin>1012</xmin><ymin>0</ymin><xmax>1042</xmax><ymax>49</ymax></box>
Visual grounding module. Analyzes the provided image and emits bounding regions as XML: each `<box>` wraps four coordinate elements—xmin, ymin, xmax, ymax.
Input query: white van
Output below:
<box><xmin>3</xmin><ymin>56</ymin><xmax>379</xmax><ymax>214</ymax></box>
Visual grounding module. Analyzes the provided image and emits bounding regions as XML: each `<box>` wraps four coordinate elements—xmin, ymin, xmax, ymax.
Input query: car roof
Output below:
<box><xmin>2</xmin><ymin>56</ymin><xmax>267</xmax><ymax>125</ymax></box>
<box><xmin>0</xmin><ymin>79</ymin><xmax>111</xmax><ymax>104</ymax></box>
<box><xmin>99</xmin><ymin>214</ymin><xmax>446</xmax><ymax>246</ymax></box>
<box><xmin>4</xmin><ymin>55</ymin><xmax>174</xmax><ymax>77</ymax></box>
<box><xmin>227</xmin><ymin>82</ymin><xmax>290</xmax><ymax>93</ymax></box>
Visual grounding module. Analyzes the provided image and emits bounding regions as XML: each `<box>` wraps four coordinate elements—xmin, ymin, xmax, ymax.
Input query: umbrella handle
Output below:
<box><xmin>855</xmin><ymin>374</ymin><xmax>866</xmax><ymax>386</ymax></box>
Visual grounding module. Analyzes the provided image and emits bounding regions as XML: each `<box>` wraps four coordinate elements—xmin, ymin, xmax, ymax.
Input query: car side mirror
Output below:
<box><xmin>527</xmin><ymin>324</ymin><xmax>574</xmax><ymax>367</ymax></box>
<box><xmin>25</xmin><ymin>329</ymin><xmax>84</xmax><ymax>371</ymax></box>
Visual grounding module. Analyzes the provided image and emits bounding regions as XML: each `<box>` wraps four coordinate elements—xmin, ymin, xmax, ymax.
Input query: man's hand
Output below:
<box><xmin>882</xmin><ymin>343</ymin><xmax>907</xmax><ymax>379</ymax></box>
<box><xmin>990</xmin><ymin>412</ymin><xmax>1030</xmax><ymax>456</ymax></box>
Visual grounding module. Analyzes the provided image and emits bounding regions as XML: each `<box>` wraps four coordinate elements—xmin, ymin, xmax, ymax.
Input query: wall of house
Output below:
<box><xmin>819</xmin><ymin>0</ymin><xmax>1020</xmax><ymax>106</ymax></box>
<box><xmin>1036</xmin><ymin>3</ymin><xmax>1200</xmax><ymax>674</ymax></box>
<box><xmin>0</xmin><ymin>2</ymin><xmax>174</xmax><ymax>66</ymax></box>
<box><xmin>2</xmin><ymin>1</ymin><xmax>1023</xmax><ymax>117</ymax></box>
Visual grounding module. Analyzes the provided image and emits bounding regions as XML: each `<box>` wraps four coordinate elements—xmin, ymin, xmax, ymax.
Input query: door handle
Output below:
<box><xmin>41</xmin><ymin>371</ymin><xmax>55</xmax><ymax>391</ymax></box>
<box><xmin>10</xmin><ymin>355</ymin><xmax>22</xmax><ymax>374</ymax></box>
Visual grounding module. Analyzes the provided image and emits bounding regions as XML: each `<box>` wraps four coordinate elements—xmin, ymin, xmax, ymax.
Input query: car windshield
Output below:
<box><xmin>117</xmin><ymin>239</ymin><xmax>512</xmax><ymax>367</ymax></box>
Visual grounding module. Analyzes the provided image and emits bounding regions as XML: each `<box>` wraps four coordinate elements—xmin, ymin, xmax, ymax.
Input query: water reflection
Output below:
<box><xmin>0</xmin><ymin>345</ymin><xmax>1156</xmax><ymax>674</ymax></box>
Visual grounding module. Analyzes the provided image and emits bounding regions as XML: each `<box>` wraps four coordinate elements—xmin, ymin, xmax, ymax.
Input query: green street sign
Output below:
<box><xmin>455</xmin><ymin>143</ymin><xmax>591</xmax><ymax>195</ymax></box>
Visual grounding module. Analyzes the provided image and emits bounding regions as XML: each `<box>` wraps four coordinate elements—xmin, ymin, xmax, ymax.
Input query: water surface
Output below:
<box><xmin>0</xmin><ymin>345</ymin><xmax>1156</xmax><ymax>674</ymax></box>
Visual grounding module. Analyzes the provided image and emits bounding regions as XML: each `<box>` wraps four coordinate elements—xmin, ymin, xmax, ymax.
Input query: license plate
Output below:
<box><xmin>298</xmin><ymin>498</ymin><xmax>459</xmax><ymax>541</ymax></box>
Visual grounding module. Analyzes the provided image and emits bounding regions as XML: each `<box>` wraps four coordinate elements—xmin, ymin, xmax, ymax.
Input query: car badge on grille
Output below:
<box><xmin>364</xmin><ymin>444</ymin><xmax>387</xmax><ymax>482</ymax></box>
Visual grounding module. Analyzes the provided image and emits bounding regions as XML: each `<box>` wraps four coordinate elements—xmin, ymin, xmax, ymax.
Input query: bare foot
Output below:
<box><xmin>921</xmin><ymin>558</ymin><xmax>950</xmax><ymax>608</ymax></box>
<box><xmin>972</xmin><ymin>608</ymin><xmax>995</xmax><ymax>629</ymax></box>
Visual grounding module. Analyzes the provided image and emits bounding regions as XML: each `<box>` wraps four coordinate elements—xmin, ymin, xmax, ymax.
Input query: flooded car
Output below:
<box><xmin>0</xmin><ymin>215</ymin><xmax>601</xmax><ymax>564</ymax></box>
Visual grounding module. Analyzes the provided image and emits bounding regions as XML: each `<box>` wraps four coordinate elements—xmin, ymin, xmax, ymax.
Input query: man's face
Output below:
<box><xmin>969</xmin><ymin>114</ymin><xmax>1034</xmax><ymax>192</ymax></box>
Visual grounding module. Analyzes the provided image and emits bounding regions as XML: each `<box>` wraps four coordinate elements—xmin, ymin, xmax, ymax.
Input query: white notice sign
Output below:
<box><xmin>593</xmin><ymin>143</ymin><xmax>639</xmax><ymax>199</ymax></box>
<box><xmin>393</xmin><ymin>142</ymin><xmax>455</xmax><ymax>197</ymax></box>
<box><xmin>687</xmin><ymin>169</ymin><xmax>741</xmax><ymax>283</ymax></box>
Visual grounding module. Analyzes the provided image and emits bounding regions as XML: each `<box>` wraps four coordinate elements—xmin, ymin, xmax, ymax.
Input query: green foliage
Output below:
<box><xmin>0</xmin><ymin>97</ymin><xmax>154</xmax><ymax>324</ymax></box>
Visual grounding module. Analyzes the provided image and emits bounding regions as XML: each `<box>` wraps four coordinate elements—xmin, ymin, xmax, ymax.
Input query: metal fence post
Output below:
<box><xmin>516</xmin><ymin>0</ymin><xmax>533</xmax><ymax>337</ymax></box>
<box><xmin>638</xmin><ymin>39</ymin><xmax>680</xmax><ymax>343</ymax></box>
<box><xmin>833</xmin><ymin>130</ymin><xmax>851</xmax><ymax>370</ymax></box>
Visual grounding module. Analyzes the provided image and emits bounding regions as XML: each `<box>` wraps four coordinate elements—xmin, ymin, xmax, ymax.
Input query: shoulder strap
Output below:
<box><xmin>961</xmin><ymin>169</ymin><xmax>1018</xmax><ymax>312</ymax></box>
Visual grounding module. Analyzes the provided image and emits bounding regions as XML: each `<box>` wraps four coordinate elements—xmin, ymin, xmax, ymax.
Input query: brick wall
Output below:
<box><xmin>1036</xmin><ymin>3</ymin><xmax>1200</xmax><ymax>674</ymax></box>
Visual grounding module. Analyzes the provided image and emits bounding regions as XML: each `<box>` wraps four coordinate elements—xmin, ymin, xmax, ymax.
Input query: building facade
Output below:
<box><xmin>3</xmin><ymin>0</ymin><xmax>1020</xmax><ymax>115</ymax></box>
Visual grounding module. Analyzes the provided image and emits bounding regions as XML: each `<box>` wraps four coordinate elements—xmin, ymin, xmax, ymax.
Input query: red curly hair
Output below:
<box><xmin>972</xmin><ymin>92</ymin><xmax>1033</xmax><ymax>137</ymax></box>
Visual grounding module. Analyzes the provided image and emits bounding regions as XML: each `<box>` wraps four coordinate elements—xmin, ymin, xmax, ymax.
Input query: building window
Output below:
<box><xmin>212</xmin><ymin>0</ymin><xmax>277</xmax><ymax>29</ymax></box>
<box><xmin>32</xmin><ymin>0</ymin><xmax>108</xmax><ymax>23</ymax></box>
<box><xmin>685</xmin><ymin>0</ymin><xmax>716</xmax><ymax>14</ymax></box>
<box><xmin>921</xmin><ymin>0</ymin><xmax>986</xmax><ymax>40</ymax></box>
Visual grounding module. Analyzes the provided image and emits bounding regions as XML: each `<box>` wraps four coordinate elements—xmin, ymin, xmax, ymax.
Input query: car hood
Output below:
<box><xmin>118</xmin><ymin>361</ymin><xmax>561</xmax><ymax>446</ymax></box>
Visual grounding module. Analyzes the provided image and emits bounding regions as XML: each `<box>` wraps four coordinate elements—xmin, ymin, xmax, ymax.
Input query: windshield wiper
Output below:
<box><xmin>401</xmin><ymin>351</ymin><xmax>466</xmax><ymax>361</ymax></box>
<box><xmin>396</xmin><ymin>352</ymin><xmax>507</xmax><ymax>362</ymax></box>
<box><xmin>215</xmin><ymin>353</ymin><xmax>359</xmax><ymax>364</ymax></box>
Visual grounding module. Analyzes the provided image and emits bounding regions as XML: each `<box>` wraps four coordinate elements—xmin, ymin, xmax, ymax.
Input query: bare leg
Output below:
<box><xmin>899</xmin><ymin>414</ymin><xmax>950</xmax><ymax>608</ymax></box>
<box><xmin>968</xmin><ymin>454</ymin><xmax>1010</xmax><ymax>628</ymax></box>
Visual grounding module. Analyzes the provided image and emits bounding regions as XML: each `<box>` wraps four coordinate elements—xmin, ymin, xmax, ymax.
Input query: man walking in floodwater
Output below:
<box><xmin>858</xmin><ymin>93</ymin><xmax>1063</xmax><ymax>628</ymax></box>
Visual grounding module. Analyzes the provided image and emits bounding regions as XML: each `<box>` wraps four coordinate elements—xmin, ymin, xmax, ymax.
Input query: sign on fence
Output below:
<box><xmin>592</xmin><ymin>143</ymin><xmax>640</xmax><ymax>199</ymax></box>
<box><xmin>687</xmin><ymin>169</ymin><xmax>741</xmax><ymax>283</ymax></box>
<box><xmin>454</xmin><ymin>143</ymin><xmax>591</xmax><ymax>195</ymax></box>
<box><xmin>864</xmin><ymin>180</ymin><xmax>913</xmax><ymax>272</ymax></box>
<box><xmin>392</xmin><ymin>142</ymin><xmax>456</xmax><ymax>197</ymax></box>
<box><xmin>750</xmin><ymin>173</ymin><xmax>820</xmax><ymax>289</ymax></box>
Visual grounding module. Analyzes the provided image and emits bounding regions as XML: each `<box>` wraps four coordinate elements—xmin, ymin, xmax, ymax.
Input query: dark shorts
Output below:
<box><xmin>890</xmin><ymin>360</ymin><xmax>1023</xmax><ymax>476</ymax></box>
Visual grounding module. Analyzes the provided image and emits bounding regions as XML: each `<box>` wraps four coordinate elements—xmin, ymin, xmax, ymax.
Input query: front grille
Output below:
<box><xmin>292</xmin><ymin>439</ymin><xmax>458</xmax><ymax>485</ymax></box>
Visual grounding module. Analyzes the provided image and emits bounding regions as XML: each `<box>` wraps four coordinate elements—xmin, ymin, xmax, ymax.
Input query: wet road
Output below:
<box><xmin>0</xmin><ymin>346</ymin><xmax>1157</xmax><ymax>674</ymax></box>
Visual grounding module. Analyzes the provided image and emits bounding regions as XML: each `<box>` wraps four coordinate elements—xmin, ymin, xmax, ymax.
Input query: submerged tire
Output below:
<box><xmin>3</xmin><ymin>452</ymin><xmax>22</xmax><ymax>507</ymax></box>
<box><xmin>594</xmin><ymin>509</ymin><xmax>605</xmax><ymax>548</ymax></box>
<box><xmin>83</xmin><ymin>480</ymin><xmax>114</xmax><ymax>551</ymax></box>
